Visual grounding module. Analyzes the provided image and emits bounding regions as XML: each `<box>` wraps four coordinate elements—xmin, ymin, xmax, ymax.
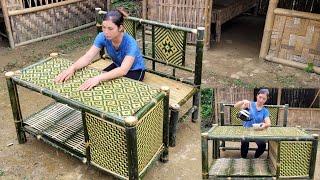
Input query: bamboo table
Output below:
<box><xmin>5</xmin><ymin>55</ymin><xmax>170</xmax><ymax>180</ymax></box>
<box><xmin>202</xmin><ymin>125</ymin><xmax>319</xmax><ymax>179</ymax></box>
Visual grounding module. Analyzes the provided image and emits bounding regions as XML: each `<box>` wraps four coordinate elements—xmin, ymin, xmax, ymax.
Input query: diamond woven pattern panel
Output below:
<box><xmin>17</xmin><ymin>57</ymin><xmax>160</xmax><ymax>118</ymax></box>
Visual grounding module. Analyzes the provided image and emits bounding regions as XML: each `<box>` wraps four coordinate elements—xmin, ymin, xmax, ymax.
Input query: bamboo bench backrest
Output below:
<box><xmin>95</xmin><ymin>9</ymin><xmax>204</xmax><ymax>87</ymax></box>
<box><xmin>219</xmin><ymin>103</ymin><xmax>289</xmax><ymax>127</ymax></box>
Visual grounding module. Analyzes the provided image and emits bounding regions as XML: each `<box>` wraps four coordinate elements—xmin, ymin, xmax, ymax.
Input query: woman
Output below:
<box><xmin>234</xmin><ymin>88</ymin><xmax>271</xmax><ymax>158</ymax></box>
<box><xmin>54</xmin><ymin>9</ymin><xmax>145</xmax><ymax>90</ymax></box>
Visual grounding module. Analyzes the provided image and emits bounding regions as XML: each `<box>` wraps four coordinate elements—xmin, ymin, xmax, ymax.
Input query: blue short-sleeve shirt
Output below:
<box><xmin>243</xmin><ymin>101</ymin><xmax>269</xmax><ymax>128</ymax></box>
<box><xmin>93</xmin><ymin>32</ymin><xmax>145</xmax><ymax>71</ymax></box>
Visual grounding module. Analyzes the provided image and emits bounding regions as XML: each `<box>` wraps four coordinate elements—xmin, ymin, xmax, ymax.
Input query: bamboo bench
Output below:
<box><xmin>218</xmin><ymin>103</ymin><xmax>289</xmax><ymax>151</ymax></box>
<box><xmin>93</xmin><ymin>9</ymin><xmax>205</xmax><ymax>147</ymax></box>
<box><xmin>202</xmin><ymin>125</ymin><xmax>319</xmax><ymax>179</ymax></box>
<box><xmin>212</xmin><ymin>0</ymin><xmax>258</xmax><ymax>42</ymax></box>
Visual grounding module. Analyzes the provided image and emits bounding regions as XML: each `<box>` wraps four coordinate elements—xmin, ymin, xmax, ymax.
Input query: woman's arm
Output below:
<box><xmin>234</xmin><ymin>100</ymin><xmax>251</xmax><ymax>109</ymax></box>
<box><xmin>54</xmin><ymin>45</ymin><xmax>100</xmax><ymax>83</ymax></box>
<box><xmin>261</xmin><ymin>117</ymin><xmax>271</xmax><ymax>129</ymax></box>
<box><xmin>79</xmin><ymin>55</ymin><xmax>134</xmax><ymax>90</ymax></box>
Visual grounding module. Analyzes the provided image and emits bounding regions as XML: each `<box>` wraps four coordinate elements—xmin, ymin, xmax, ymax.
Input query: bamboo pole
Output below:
<box><xmin>8</xmin><ymin>0</ymin><xmax>83</xmax><ymax>16</ymax></box>
<box><xmin>277</xmin><ymin>88</ymin><xmax>282</xmax><ymax>105</ymax></box>
<box><xmin>265</xmin><ymin>55</ymin><xmax>320</xmax><ymax>74</ymax></box>
<box><xmin>259</xmin><ymin>0</ymin><xmax>279</xmax><ymax>59</ymax></box>
<box><xmin>1</xmin><ymin>0</ymin><xmax>15</xmax><ymax>48</ymax></box>
<box><xmin>14</xmin><ymin>22</ymin><xmax>95</xmax><ymax>47</ymax></box>
<box><xmin>274</xmin><ymin>8</ymin><xmax>320</xmax><ymax>21</ymax></box>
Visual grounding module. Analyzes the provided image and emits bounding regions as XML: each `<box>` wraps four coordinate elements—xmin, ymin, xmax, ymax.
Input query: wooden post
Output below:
<box><xmin>0</xmin><ymin>0</ymin><xmax>15</xmax><ymax>48</ymax></box>
<box><xmin>259</xmin><ymin>0</ymin><xmax>279</xmax><ymax>59</ymax></box>
<box><xmin>277</xmin><ymin>88</ymin><xmax>282</xmax><ymax>105</ymax></box>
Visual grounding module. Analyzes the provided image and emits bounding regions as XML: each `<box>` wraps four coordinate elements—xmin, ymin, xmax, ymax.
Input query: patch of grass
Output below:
<box><xmin>0</xmin><ymin>169</ymin><xmax>4</xmax><ymax>176</ymax></box>
<box><xmin>56</xmin><ymin>32</ymin><xmax>94</xmax><ymax>53</ymax></box>
<box><xmin>232</xmin><ymin>79</ymin><xmax>257</xmax><ymax>89</ymax></box>
<box><xmin>304</xmin><ymin>63</ymin><xmax>314</xmax><ymax>73</ymax></box>
<box><xmin>276</xmin><ymin>74</ymin><xmax>296</xmax><ymax>87</ymax></box>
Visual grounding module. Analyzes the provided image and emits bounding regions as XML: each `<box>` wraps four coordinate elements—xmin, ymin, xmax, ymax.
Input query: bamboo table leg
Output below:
<box><xmin>5</xmin><ymin>71</ymin><xmax>26</xmax><ymax>144</ymax></box>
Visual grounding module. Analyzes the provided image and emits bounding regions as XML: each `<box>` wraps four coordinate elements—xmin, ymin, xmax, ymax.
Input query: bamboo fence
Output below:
<box><xmin>143</xmin><ymin>0</ymin><xmax>212</xmax><ymax>47</ymax></box>
<box><xmin>260</xmin><ymin>0</ymin><xmax>320</xmax><ymax>73</ymax></box>
<box><xmin>0</xmin><ymin>0</ymin><xmax>108</xmax><ymax>48</ymax></box>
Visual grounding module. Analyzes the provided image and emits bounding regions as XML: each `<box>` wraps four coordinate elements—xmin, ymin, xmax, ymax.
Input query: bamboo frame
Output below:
<box><xmin>259</xmin><ymin>0</ymin><xmax>279</xmax><ymax>59</ymax></box>
<box><xmin>265</xmin><ymin>55</ymin><xmax>320</xmax><ymax>74</ymax></box>
<box><xmin>274</xmin><ymin>8</ymin><xmax>320</xmax><ymax>21</ymax></box>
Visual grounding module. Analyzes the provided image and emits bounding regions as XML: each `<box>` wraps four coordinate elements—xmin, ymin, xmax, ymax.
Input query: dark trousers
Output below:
<box><xmin>103</xmin><ymin>63</ymin><xmax>145</xmax><ymax>81</ymax></box>
<box><xmin>241</xmin><ymin>140</ymin><xmax>266</xmax><ymax>158</ymax></box>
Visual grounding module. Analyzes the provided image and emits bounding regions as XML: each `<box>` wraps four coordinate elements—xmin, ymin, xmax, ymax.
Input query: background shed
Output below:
<box><xmin>0</xmin><ymin>0</ymin><xmax>108</xmax><ymax>48</ymax></box>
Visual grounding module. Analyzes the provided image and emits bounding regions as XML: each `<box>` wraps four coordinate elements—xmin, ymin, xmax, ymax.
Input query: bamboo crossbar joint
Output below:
<box><xmin>312</xmin><ymin>134</ymin><xmax>319</xmax><ymax>139</ymax></box>
<box><xmin>36</xmin><ymin>134</ymin><xmax>42</xmax><ymax>140</ymax></box>
<box><xmin>5</xmin><ymin>71</ymin><xmax>15</xmax><ymax>78</ymax></box>
<box><xmin>125</xmin><ymin>116</ymin><xmax>138</xmax><ymax>127</ymax></box>
<box><xmin>82</xmin><ymin>158</ymin><xmax>87</xmax><ymax>164</ymax></box>
<box><xmin>202</xmin><ymin>132</ymin><xmax>208</xmax><ymax>138</ymax></box>
<box><xmin>50</xmin><ymin>53</ymin><xmax>59</xmax><ymax>57</ymax></box>
<box><xmin>160</xmin><ymin>86</ymin><xmax>170</xmax><ymax>95</ymax></box>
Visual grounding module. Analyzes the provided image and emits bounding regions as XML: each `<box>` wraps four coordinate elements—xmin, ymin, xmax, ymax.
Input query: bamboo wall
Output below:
<box><xmin>144</xmin><ymin>0</ymin><xmax>212</xmax><ymax>46</ymax></box>
<box><xmin>268</xmin><ymin>9</ymin><xmax>320</xmax><ymax>67</ymax></box>
<box><xmin>280</xmin><ymin>108</ymin><xmax>320</xmax><ymax>130</ymax></box>
<box><xmin>2</xmin><ymin>0</ymin><xmax>108</xmax><ymax>48</ymax></box>
<box><xmin>258</xmin><ymin>0</ymin><xmax>320</xmax><ymax>15</ymax></box>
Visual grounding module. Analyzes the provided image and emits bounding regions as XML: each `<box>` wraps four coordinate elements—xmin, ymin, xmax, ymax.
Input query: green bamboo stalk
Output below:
<box><xmin>220</xmin><ymin>103</ymin><xmax>225</xmax><ymax>126</ymax></box>
<box><xmin>178</xmin><ymin>88</ymin><xmax>198</xmax><ymax>106</ymax></box>
<box><xmin>191</xmin><ymin>92</ymin><xmax>200</xmax><ymax>122</ymax></box>
<box><xmin>309</xmin><ymin>134</ymin><xmax>319</xmax><ymax>179</ymax></box>
<box><xmin>143</xmin><ymin>55</ymin><xmax>194</xmax><ymax>72</ymax></box>
<box><xmin>169</xmin><ymin>104</ymin><xmax>180</xmax><ymax>147</ymax></box>
<box><xmin>201</xmin><ymin>133</ymin><xmax>209</xmax><ymax>179</ymax></box>
<box><xmin>276</xmin><ymin>141</ymin><xmax>281</xmax><ymax>178</ymax></box>
<box><xmin>142</xmin><ymin>24</ymin><xmax>146</xmax><ymax>55</ymax></box>
<box><xmin>5</xmin><ymin>72</ymin><xmax>26</xmax><ymax>144</ymax></box>
<box><xmin>151</xmin><ymin>25</ymin><xmax>156</xmax><ymax>71</ymax></box>
<box><xmin>126</xmin><ymin>16</ymin><xmax>196</xmax><ymax>34</ymax></box>
<box><xmin>125</xmin><ymin>116</ymin><xmax>139</xmax><ymax>180</ymax></box>
<box><xmin>194</xmin><ymin>27</ymin><xmax>205</xmax><ymax>87</ymax></box>
<box><xmin>160</xmin><ymin>86</ymin><xmax>170</xmax><ymax>162</ymax></box>
<box><xmin>283</xmin><ymin>104</ymin><xmax>289</xmax><ymax>127</ymax></box>
<box><xmin>82</xmin><ymin>111</ymin><xmax>91</xmax><ymax>164</ymax></box>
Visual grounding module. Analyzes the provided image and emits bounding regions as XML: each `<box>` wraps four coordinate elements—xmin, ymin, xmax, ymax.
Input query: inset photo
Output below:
<box><xmin>201</xmin><ymin>87</ymin><xmax>319</xmax><ymax>179</ymax></box>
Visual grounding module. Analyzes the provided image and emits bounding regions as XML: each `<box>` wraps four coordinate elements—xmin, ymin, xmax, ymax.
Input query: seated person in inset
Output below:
<box><xmin>234</xmin><ymin>88</ymin><xmax>271</xmax><ymax>158</ymax></box>
<box><xmin>54</xmin><ymin>9</ymin><xmax>145</xmax><ymax>90</ymax></box>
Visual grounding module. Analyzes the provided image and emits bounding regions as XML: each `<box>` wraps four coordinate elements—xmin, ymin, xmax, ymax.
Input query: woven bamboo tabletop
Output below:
<box><xmin>13</xmin><ymin>57</ymin><xmax>160</xmax><ymax>119</ymax></box>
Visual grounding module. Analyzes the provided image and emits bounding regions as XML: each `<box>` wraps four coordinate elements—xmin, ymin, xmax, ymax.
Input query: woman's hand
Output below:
<box><xmin>242</xmin><ymin>100</ymin><xmax>251</xmax><ymax>109</ymax></box>
<box><xmin>54</xmin><ymin>66</ymin><xmax>76</xmax><ymax>83</ymax></box>
<box><xmin>79</xmin><ymin>76</ymin><xmax>101</xmax><ymax>91</ymax></box>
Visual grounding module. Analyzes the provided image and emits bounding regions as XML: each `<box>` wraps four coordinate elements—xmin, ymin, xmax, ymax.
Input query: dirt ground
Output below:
<box><xmin>0</xmin><ymin>15</ymin><xmax>319</xmax><ymax>179</ymax></box>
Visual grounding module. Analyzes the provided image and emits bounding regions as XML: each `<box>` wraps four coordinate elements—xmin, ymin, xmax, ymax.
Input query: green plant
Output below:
<box><xmin>0</xmin><ymin>169</ymin><xmax>4</xmax><ymax>176</ymax></box>
<box><xmin>201</xmin><ymin>88</ymin><xmax>214</xmax><ymax>120</ymax></box>
<box><xmin>304</xmin><ymin>63</ymin><xmax>314</xmax><ymax>73</ymax></box>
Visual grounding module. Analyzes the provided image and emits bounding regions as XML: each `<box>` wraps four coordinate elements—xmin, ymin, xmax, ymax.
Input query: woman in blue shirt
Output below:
<box><xmin>54</xmin><ymin>9</ymin><xmax>145</xmax><ymax>90</ymax></box>
<box><xmin>234</xmin><ymin>89</ymin><xmax>271</xmax><ymax>158</ymax></box>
